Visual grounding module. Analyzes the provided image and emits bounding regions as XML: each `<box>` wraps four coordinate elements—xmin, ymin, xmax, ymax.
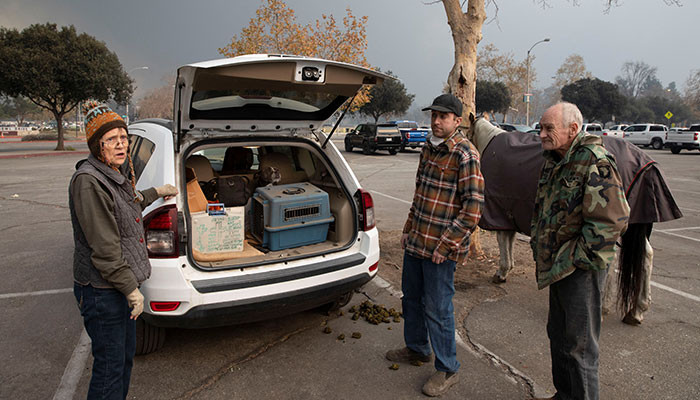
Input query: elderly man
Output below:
<box><xmin>530</xmin><ymin>102</ymin><xmax>629</xmax><ymax>400</ymax></box>
<box><xmin>387</xmin><ymin>93</ymin><xmax>484</xmax><ymax>397</ymax></box>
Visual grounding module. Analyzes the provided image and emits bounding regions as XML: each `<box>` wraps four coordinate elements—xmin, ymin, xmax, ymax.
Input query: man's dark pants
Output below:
<box><xmin>401</xmin><ymin>252</ymin><xmax>460</xmax><ymax>373</ymax></box>
<box><xmin>74</xmin><ymin>284</ymin><xmax>136</xmax><ymax>400</ymax></box>
<box><xmin>547</xmin><ymin>267</ymin><xmax>607</xmax><ymax>400</ymax></box>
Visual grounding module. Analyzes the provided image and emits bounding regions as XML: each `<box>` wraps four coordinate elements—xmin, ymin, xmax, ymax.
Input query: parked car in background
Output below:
<box><xmin>605</xmin><ymin>124</ymin><xmax>628</xmax><ymax>138</ymax></box>
<box><xmin>624</xmin><ymin>123</ymin><xmax>668</xmax><ymax>149</ymax></box>
<box><xmin>500</xmin><ymin>123</ymin><xmax>531</xmax><ymax>133</ymax></box>
<box><xmin>388</xmin><ymin>120</ymin><xmax>429</xmax><ymax>151</ymax></box>
<box><xmin>126</xmin><ymin>54</ymin><xmax>386</xmax><ymax>354</ymax></box>
<box><xmin>581</xmin><ymin>123</ymin><xmax>604</xmax><ymax>135</ymax></box>
<box><xmin>344</xmin><ymin>123</ymin><xmax>402</xmax><ymax>155</ymax></box>
<box><xmin>665</xmin><ymin>124</ymin><xmax>700</xmax><ymax>153</ymax></box>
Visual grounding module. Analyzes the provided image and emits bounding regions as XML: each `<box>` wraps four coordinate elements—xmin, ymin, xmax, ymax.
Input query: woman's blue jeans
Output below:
<box><xmin>401</xmin><ymin>253</ymin><xmax>460</xmax><ymax>373</ymax></box>
<box><xmin>74</xmin><ymin>283</ymin><xmax>135</xmax><ymax>400</ymax></box>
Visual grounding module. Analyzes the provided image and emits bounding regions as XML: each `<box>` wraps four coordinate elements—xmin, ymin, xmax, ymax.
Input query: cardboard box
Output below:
<box><xmin>191</xmin><ymin>207</ymin><xmax>245</xmax><ymax>255</ymax></box>
<box><xmin>186</xmin><ymin>167</ymin><xmax>208</xmax><ymax>213</ymax></box>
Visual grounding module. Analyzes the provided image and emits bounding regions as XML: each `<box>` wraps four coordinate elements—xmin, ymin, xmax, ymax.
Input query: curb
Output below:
<box><xmin>0</xmin><ymin>151</ymin><xmax>90</xmax><ymax>160</ymax></box>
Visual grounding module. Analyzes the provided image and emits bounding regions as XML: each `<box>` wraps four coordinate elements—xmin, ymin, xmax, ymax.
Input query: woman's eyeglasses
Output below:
<box><xmin>101</xmin><ymin>135</ymin><xmax>129</xmax><ymax>148</ymax></box>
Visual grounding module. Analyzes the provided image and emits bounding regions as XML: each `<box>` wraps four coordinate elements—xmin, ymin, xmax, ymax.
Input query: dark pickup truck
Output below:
<box><xmin>344</xmin><ymin>123</ymin><xmax>402</xmax><ymax>155</ymax></box>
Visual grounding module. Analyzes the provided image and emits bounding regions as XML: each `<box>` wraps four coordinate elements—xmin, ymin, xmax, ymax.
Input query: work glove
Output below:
<box><xmin>155</xmin><ymin>184</ymin><xmax>178</xmax><ymax>199</ymax></box>
<box><xmin>126</xmin><ymin>288</ymin><xmax>144</xmax><ymax>320</ymax></box>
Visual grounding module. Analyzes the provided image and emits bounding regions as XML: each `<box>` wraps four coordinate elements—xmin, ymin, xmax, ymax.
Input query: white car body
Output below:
<box><xmin>623</xmin><ymin>123</ymin><xmax>668</xmax><ymax>149</ymax></box>
<box><xmin>126</xmin><ymin>55</ymin><xmax>388</xmax><ymax>353</ymax></box>
<box><xmin>605</xmin><ymin>124</ymin><xmax>628</xmax><ymax>138</ymax></box>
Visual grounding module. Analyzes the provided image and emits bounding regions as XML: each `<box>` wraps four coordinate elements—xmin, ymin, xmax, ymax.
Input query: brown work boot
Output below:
<box><xmin>422</xmin><ymin>371</ymin><xmax>459</xmax><ymax>397</ymax></box>
<box><xmin>385</xmin><ymin>346</ymin><xmax>433</xmax><ymax>364</ymax></box>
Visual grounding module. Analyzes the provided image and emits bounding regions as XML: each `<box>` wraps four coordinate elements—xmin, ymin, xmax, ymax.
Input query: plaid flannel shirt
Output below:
<box><xmin>402</xmin><ymin>129</ymin><xmax>484</xmax><ymax>264</ymax></box>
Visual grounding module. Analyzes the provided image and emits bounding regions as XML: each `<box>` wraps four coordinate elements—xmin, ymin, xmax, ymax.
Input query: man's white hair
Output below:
<box><xmin>557</xmin><ymin>101</ymin><xmax>583</xmax><ymax>133</ymax></box>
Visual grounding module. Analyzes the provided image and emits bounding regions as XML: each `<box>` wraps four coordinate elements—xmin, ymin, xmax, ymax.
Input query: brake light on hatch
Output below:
<box><xmin>357</xmin><ymin>189</ymin><xmax>376</xmax><ymax>231</ymax></box>
<box><xmin>695</xmin><ymin>132</ymin><xmax>698</xmax><ymax>141</ymax></box>
<box><xmin>144</xmin><ymin>205</ymin><xmax>179</xmax><ymax>258</ymax></box>
<box><xmin>368</xmin><ymin>261</ymin><xmax>378</xmax><ymax>272</ymax></box>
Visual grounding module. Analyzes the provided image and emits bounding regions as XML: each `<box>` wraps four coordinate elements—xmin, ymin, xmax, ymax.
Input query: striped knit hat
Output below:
<box><xmin>82</xmin><ymin>101</ymin><xmax>127</xmax><ymax>144</ymax></box>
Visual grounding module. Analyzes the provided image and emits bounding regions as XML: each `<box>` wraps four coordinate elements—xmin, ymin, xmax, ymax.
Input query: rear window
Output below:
<box><xmin>396</xmin><ymin>122</ymin><xmax>418</xmax><ymax>129</ymax></box>
<box><xmin>650</xmin><ymin>125</ymin><xmax>665</xmax><ymax>131</ymax></box>
<box><xmin>190</xmin><ymin>88</ymin><xmax>347</xmax><ymax>121</ymax></box>
<box><xmin>377</xmin><ymin>125</ymin><xmax>399</xmax><ymax>134</ymax></box>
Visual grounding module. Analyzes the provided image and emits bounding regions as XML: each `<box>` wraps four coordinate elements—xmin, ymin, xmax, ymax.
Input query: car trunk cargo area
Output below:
<box><xmin>183</xmin><ymin>140</ymin><xmax>357</xmax><ymax>270</ymax></box>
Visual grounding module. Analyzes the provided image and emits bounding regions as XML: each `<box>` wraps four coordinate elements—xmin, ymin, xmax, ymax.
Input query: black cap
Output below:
<box><xmin>422</xmin><ymin>93</ymin><xmax>463</xmax><ymax>117</ymax></box>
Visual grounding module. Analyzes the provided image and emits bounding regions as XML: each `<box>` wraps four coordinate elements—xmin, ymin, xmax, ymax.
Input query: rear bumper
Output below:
<box><xmin>666</xmin><ymin>142</ymin><xmax>700</xmax><ymax>150</ymax></box>
<box><xmin>143</xmin><ymin>273</ymin><xmax>373</xmax><ymax>328</ymax></box>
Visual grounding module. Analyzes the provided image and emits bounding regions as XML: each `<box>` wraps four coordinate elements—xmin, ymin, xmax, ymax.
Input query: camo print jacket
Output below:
<box><xmin>530</xmin><ymin>133</ymin><xmax>630</xmax><ymax>289</ymax></box>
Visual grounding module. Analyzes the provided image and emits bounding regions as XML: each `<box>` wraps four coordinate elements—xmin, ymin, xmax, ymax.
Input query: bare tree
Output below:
<box><xmin>616</xmin><ymin>61</ymin><xmax>658</xmax><ymax>98</ymax></box>
<box><xmin>684</xmin><ymin>69</ymin><xmax>700</xmax><ymax>116</ymax></box>
<box><xmin>137</xmin><ymin>76</ymin><xmax>175</xmax><ymax>119</ymax></box>
<box><xmin>553</xmin><ymin>54</ymin><xmax>593</xmax><ymax>91</ymax></box>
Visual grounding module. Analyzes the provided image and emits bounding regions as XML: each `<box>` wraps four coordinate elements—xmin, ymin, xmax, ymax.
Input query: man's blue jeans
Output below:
<box><xmin>548</xmin><ymin>267</ymin><xmax>606</xmax><ymax>400</ymax></box>
<box><xmin>401</xmin><ymin>252</ymin><xmax>460</xmax><ymax>373</ymax></box>
<box><xmin>74</xmin><ymin>283</ymin><xmax>135</xmax><ymax>400</ymax></box>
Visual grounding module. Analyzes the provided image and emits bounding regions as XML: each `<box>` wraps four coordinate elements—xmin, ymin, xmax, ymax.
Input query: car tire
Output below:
<box><xmin>135</xmin><ymin>318</ymin><xmax>166</xmax><ymax>355</ymax></box>
<box><xmin>344</xmin><ymin>141</ymin><xmax>353</xmax><ymax>152</ymax></box>
<box><xmin>388</xmin><ymin>148</ymin><xmax>397</xmax><ymax>155</ymax></box>
<box><xmin>323</xmin><ymin>291</ymin><xmax>354</xmax><ymax>313</ymax></box>
<box><xmin>671</xmin><ymin>146</ymin><xmax>681</xmax><ymax>154</ymax></box>
<box><xmin>362</xmin><ymin>142</ymin><xmax>373</xmax><ymax>155</ymax></box>
<box><xmin>651</xmin><ymin>138</ymin><xmax>663</xmax><ymax>150</ymax></box>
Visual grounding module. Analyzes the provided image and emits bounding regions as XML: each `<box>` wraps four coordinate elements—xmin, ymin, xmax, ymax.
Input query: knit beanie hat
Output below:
<box><xmin>82</xmin><ymin>100</ymin><xmax>127</xmax><ymax>145</ymax></box>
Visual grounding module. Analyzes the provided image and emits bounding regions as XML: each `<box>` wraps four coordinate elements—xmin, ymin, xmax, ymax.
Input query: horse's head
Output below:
<box><xmin>465</xmin><ymin>112</ymin><xmax>505</xmax><ymax>154</ymax></box>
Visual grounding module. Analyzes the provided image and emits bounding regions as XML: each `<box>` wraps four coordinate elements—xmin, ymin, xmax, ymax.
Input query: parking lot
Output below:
<box><xmin>0</xmin><ymin>139</ymin><xmax>698</xmax><ymax>399</ymax></box>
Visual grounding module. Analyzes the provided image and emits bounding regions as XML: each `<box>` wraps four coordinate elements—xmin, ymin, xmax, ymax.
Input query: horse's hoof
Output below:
<box><xmin>622</xmin><ymin>313</ymin><xmax>642</xmax><ymax>326</ymax></box>
<box><xmin>491</xmin><ymin>274</ymin><xmax>506</xmax><ymax>284</ymax></box>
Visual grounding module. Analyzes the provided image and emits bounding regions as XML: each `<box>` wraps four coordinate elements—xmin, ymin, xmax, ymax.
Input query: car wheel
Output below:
<box><xmin>323</xmin><ymin>291</ymin><xmax>354</xmax><ymax>313</ymax></box>
<box><xmin>135</xmin><ymin>318</ymin><xmax>166</xmax><ymax>355</ymax></box>
<box><xmin>388</xmin><ymin>148</ymin><xmax>397</xmax><ymax>155</ymax></box>
<box><xmin>362</xmin><ymin>142</ymin><xmax>373</xmax><ymax>155</ymax></box>
<box><xmin>671</xmin><ymin>146</ymin><xmax>681</xmax><ymax>154</ymax></box>
<box><xmin>651</xmin><ymin>138</ymin><xmax>663</xmax><ymax>150</ymax></box>
<box><xmin>344</xmin><ymin>141</ymin><xmax>353</xmax><ymax>152</ymax></box>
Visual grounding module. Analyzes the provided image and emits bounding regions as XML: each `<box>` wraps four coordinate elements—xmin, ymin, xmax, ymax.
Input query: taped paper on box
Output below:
<box><xmin>191</xmin><ymin>207</ymin><xmax>244</xmax><ymax>254</ymax></box>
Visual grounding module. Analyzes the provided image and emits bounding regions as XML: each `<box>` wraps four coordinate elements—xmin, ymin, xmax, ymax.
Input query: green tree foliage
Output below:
<box><xmin>475</xmin><ymin>80</ymin><xmax>511</xmax><ymax>115</ymax></box>
<box><xmin>1</xmin><ymin>96</ymin><xmax>41</xmax><ymax>125</ymax></box>
<box><xmin>0</xmin><ymin>23</ymin><xmax>132</xmax><ymax>150</ymax></box>
<box><xmin>356</xmin><ymin>71</ymin><xmax>414</xmax><ymax>124</ymax></box>
<box><xmin>561</xmin><ymin>78</ymin><xmax>626</xmax><ymax>122</ymax></box>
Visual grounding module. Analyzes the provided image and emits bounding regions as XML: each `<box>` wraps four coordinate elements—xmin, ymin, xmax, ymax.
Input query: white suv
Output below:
<box><xmin>127</xmin><ymin>55</ymin><xmax>387</xmax><ymax>354</ymax></box>
<box><xmin>581</xmin><ymin>123</ymin><xmax>604</xmax><ymax>135</ymax></box>
<box><xmin>623</xmin><ymin>123</ymin><xmax>668</xmax><ymax>149</ymax></box>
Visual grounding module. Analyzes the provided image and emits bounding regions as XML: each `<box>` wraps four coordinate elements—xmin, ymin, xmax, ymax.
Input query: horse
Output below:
<box><xmin>466</xmin><ymin>114</ymin><xmax>682</xmax><ymax>325</ymax></box>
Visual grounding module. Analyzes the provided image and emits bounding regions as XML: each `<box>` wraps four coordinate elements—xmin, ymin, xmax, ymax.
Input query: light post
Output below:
<box><xmin>126</xmin><ymin>66</ymin><xmax>149</xmax><ymax>125</ymax></box>
<box><xmin>526</xmin><ymin>38</ymin><xmax>550</xmax><ymax>127</ymax></box>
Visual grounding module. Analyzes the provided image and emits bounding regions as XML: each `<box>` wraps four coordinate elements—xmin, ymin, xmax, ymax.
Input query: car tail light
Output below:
<box><xmin>368</xmin><ymin>261</ymin><xmax>378</xmax><ymax>272</ymax></box>
<box><xmin>144</xmin><ymin>205</ymin><xmax>179</xmax><ymax>258</ymax></box>
<box><xmin>406</xmin><ymin>132</ymin><xmax>411</xmax><ymax>138</ymax></box>
<box><xmin>603</xmin><ymin>132</ymin><xmax>607</xmax><ymax>136</ymax></box>
<box><xmin>150</xmin><ymin>301</ymin><xmax>180</xmax><ymax>312</ymax></box>
<box><xmin>695</xmin><ymin>132</ymin><xmax>698</xmax><ymax>141</ymax></box>
<box><xmin>356</xmin><ymin>189</ymin><xmax>376</xmax><ymax>231</ymax></box>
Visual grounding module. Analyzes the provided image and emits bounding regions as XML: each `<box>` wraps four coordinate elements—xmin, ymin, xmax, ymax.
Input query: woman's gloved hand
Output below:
<box><xmin>155</xmin><ymin>184</ymin><xmax>178</xmax><ymax>200</ymax></box>
<box><xmin>126</xmin><ymin>288</ymin><xmax>144</xmax><ymax>320</ymax></box>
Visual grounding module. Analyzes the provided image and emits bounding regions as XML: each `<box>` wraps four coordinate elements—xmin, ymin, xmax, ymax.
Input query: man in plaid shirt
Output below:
<box><xmin>386</xmin><ymin>94</ymin><xmax>484</xmax><ymax>397</ymax></box>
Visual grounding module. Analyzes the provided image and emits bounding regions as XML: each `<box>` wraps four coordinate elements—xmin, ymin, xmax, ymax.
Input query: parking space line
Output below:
<box><xmin>370</xmin><ymin>190</ymin><xmax>411</xmax><ymax>205</ymax></box>
<box><xmin>0</xmin><ymin>288</ymin><xmax>72</xmax><ymax>299</ymax></box>
<box><xmin>53</xmin><ymin>329</ymin><xmax>91</xmax><ymax>400</ymax></box>
<box><xmin>679</xmin><ymin>207</ymin><xmax>700</xmax><ymax>213</ymax></box>
<box><xmin>657</xmin><ymin>226</ymin><xmax>700</xmax><ymax>232</ymax></box>
<box><xmin>651</xmin><ymin>281</ymin><xmax>700</xmax><ymax>303</ymax></box>
<box><xmin>671</xmin><ymin>188</ymin><xmax>700</xmax><ymax>196</ymax></box>
<box><xmin>655</xmin><ymin>230</ymin><xmax>700</xmax><ymax>243</ymax></box>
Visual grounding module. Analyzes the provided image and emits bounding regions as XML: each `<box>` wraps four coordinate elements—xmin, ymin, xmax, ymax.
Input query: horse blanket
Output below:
<box><xmin>478</xmin><ymin>132</ymin><xmax>682</xmax><ymax>235</ymax></box>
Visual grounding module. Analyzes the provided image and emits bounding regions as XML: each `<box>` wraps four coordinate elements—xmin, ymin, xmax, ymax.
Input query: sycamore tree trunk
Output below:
<box><xmin>442</xmin><ymin>0</ymin><xmax>486</xmax><ymax>258</ymax></box>
<box><xmin>442</xmin><ymin>0</ymin><xmax>486</xmax><ymax>121</ymax></box>
<box><xmin>53</xmin><ymin>111</ymin><xmax>65</xmax><ymax>151</ymax></box>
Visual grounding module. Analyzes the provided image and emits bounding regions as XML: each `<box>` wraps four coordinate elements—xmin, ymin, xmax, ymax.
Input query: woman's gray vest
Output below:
<box><xmin>69</xmin><ymin>156</ymin><xmax>151</xmax><ymax>288</ymax></box>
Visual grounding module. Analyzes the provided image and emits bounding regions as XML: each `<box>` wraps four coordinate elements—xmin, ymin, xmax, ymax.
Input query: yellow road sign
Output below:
<box><xmin>665</xmin><ymin>111</ymin><xmax>673</xmax><ymax>119</ymax></box>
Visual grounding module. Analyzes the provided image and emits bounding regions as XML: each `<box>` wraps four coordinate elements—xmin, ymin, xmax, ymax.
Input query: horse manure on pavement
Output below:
<box><xmin>348</xmin><ymin>300</ymin><xmax>402</xmax><ymax>325</ymax></box>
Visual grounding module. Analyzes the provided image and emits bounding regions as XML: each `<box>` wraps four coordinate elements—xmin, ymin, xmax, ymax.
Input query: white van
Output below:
<box><xmin>127</xmin><ymin>55</ymin><xmax>387</xmax><ymax>353</ymax></box>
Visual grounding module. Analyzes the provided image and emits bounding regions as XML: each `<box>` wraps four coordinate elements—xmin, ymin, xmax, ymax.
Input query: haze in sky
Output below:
<box><xmin>1</xmin><ymin>0</ymin><xmax>695</xmax><ymax>115</ymax></box>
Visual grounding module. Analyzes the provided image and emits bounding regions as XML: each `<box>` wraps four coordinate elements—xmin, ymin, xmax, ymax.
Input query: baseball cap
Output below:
<box><xmin>422</xmin><ymin>93</ymin><xmax>463</xmax><ymax>117</ymax></box>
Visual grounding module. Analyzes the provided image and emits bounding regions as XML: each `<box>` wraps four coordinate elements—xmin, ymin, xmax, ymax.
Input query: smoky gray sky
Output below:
<box><xmin>0</xmin><ymin>0</ymin><xmax>695</xmax><ymax>110</ymax></box>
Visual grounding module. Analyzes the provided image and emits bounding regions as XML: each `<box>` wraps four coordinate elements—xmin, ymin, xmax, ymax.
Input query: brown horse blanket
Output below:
<box><xmin>478</xmin><ymin>132</ymin><xmax>682</xmax><ymax>235</ymax></box>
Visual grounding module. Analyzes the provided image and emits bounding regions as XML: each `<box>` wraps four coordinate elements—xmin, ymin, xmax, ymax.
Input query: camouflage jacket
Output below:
<box><xmin>530</xmin><ymin>133</ymin><xmax>630</xmax><ymax>289</ymax></box>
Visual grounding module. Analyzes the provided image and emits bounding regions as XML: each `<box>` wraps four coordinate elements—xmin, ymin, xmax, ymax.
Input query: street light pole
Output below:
<box><xmin>126</xmin><ymin>66</ymin><xmax>149</xmax><ymax>125</ymax></box>
<box><xmin>526</xmin><ymin>38</ymin><xmax>550</xmax><ymax>127</ymax></box>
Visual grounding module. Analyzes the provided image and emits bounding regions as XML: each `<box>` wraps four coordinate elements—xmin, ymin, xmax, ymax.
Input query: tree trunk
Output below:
<box><xmin>54</xmin><ymin>111</ymin><xmax>65</xmax><ymax>151</ymax></box>
<box><xmin>442</xmin><ymin>0</ymin><xmax>486</xmax><ymax>121</ymax></box>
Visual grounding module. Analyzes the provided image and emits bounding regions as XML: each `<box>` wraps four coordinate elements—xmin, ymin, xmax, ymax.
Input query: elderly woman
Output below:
<box><xmin>69</xmin><ymin>101</ymin><xmax>177</xmax><ymax>399</ymax></box>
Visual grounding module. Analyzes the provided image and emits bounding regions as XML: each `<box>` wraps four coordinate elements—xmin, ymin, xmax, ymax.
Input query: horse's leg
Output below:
<box><xmin>492</xmin><ymin>230</ymin><xmax>516</xmax><ymax>283</ymax></box>
<box><xmin>624</xmin><ymin>237</ymin><xmax>654</xmax><ymax>325</ymax></box>
<box><xmin>602</xmin><ymin>248</ymin><xmax>619</xmax><ymax>315</ymax></box>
